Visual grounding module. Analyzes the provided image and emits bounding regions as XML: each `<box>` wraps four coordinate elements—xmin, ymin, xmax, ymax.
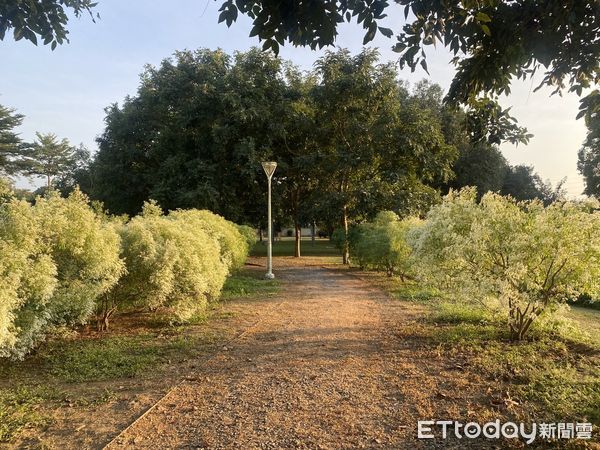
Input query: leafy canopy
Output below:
<box><xmin>0</xmin><ymin>0</ymin><xmax>97</xmax><ymax>48</ymax></box>
<box><xmin>16</xmin><ymin>132</ymin><xmax>78</xmax><ymax>187</ymax></box>
<box><xmin>0</xmin><ymin>103</ymin><xmax>24</xmax><ymax>176</ymax></box>
<box><xmin>219</xmin><ymin>0</ymin><xmax>600</xmax><ymax>120</ymax></box>
<box><xmin>578</xmin><ymin>110</ymin><xmax>600</xmax><ymax>198</ymax></box>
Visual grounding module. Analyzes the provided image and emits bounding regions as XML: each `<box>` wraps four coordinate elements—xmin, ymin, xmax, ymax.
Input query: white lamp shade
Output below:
<box><xmin>262</xmin><ymin>161</ymin><xmax>277</xmax><ymax>178</ymax></box>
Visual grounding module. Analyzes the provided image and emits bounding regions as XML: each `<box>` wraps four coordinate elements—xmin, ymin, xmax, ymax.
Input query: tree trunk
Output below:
<box><xmin>294</xmin><ymin>222</ymin><xmax>301</xmax><ymax>257</ymax></box>
<box><xmin>259</xmin><ymin>228</ymin><xmax>263</xmax><ymax>243</ymax></box>
<box><xmin>311</xmin><ymin>221</ymin><xmax>316</xmax><ymax>246</ymax></box>
<box><xmin>342</xmin><ymin>205</ymin><xmax>349</xmax><ymax>265</ymax></box>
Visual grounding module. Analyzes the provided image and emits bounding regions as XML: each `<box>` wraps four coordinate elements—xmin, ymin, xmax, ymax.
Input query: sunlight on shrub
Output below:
<box><xmin>0</xmin><ymin>189</ymin><xmax>124</xmax><ymax>359</ymax></box>
<box><xmin>409</xmin><ymin>188</ymin><xmax>600</xmax><ymax>340</ymax></box>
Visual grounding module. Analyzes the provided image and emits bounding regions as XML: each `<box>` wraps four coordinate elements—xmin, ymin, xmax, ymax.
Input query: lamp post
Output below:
<box><xmin>262</xmin><ymin>161</ymin><xmax>277</xmax><ymax>279</ymax></box>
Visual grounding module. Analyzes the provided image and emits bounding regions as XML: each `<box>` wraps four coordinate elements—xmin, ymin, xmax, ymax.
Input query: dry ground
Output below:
<box><xmin>103</xmin><ymin>257</ymin><xmax>509</xmax><ymax>450</ymax></box>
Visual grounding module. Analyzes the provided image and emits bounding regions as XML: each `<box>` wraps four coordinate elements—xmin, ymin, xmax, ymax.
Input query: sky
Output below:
<box><xmin>0</xmin><ymin>0</ymin><xmax>588</xmax><ymax>196</ymax></box>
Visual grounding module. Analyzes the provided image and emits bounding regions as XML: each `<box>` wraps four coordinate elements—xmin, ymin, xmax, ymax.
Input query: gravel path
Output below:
<box><xmin>105</xmin><ymin>258</ymin><xmax>495</xmax><ymax>449</ymax></box>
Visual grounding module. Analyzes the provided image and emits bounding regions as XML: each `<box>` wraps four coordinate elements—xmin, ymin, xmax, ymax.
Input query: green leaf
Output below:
<box><xmin>481</xmin><ymin>24</ymin><xmax>491</xmax><ymax>36</ymax></box>
<box><xmin>378</xmin><ymin>27</ymin><xmax>393</xmax><ymax>38</ymax></box>
<box><xmin>476</xmin><ymin>12</ymin><xmax>491</xmax><ymax>23</ymax></box>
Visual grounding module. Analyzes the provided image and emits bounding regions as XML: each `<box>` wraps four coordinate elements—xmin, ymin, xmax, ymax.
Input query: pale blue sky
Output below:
<box><xmin>0</xmin><ymin>0</ymin><xmax>587</xmax><ymax>195</ymax></box>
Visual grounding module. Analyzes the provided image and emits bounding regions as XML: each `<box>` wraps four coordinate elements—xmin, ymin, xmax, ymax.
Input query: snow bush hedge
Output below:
<box><xmin>168</xmin><ymin>209</ymin><xmax>250</xmax><ymax>271</ymax></box>
<box><xmin>409</xmin><ymin>188</ymin><xmax>600</xmax><ymax>340</ymax></box>
<box><xmin>106</xmin><ymin>203</ymin><xmax>251</xmax><ymax>326</ymax></box>
<box><xmin>351</xmin><ymin>211</ymin><xmax>421</xmax><ymax>279</ymax></box>
<box><xmin>0</xmin><ymin>189</ymin><xmax>124</xmax><ymax>359</ymax></box>
<box><xmin>0</xmin><ymin>187</ymin><xmax>253</xmax><ymax>356</ymax></box>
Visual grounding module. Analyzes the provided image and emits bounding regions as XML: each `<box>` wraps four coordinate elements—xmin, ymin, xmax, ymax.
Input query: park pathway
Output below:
<box><xmin>105</xmin><ymin>257</ymin><xmax>491</xmax><ymax>449</ymax></box>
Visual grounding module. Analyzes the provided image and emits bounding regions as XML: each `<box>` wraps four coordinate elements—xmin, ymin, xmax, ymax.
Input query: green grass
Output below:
<box><xmin>44</xmin><ymin>334</ymin><xmax>200</xmax><ymax>383</ymax></box>
<box><xmin>251</xmin><ymin>238</ymin><xmax>342</xmax><ymax>257</ymax></box>
<box><xmin>383</xmin><ymin>279</ymin><xmax>441</xmax><ymax>304</ymax></box>
<box><xmin>477</xmin><ymin>339</ymin><xmax>600</xmax><ymax>423</ymax></box>
<box><xmin>378</xmin><ymin>278</ymin><xmax>600</xmax><ymax>426</ymax></box>
<box><xmin>566</xmin><ymin>305</ymin><xmax>600</xmax><ymax>343</ymax></box>
<box><xmin>0</xmin><ymin>385</ymin><xmax>60</xmax><ymax>442</ymax></box>
<box><xmin>0</xmin><ymin>330</ymin><xmax>214</xmax><ymax>442</ymax></box>
<box><xmin>221</xmin><ymin>273</ymin><xmax>280</xmax><ymax>299</ymax></box>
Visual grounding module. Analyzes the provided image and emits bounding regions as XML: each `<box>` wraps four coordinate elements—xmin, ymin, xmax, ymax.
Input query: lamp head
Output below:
<box><xmin>261</xmin><ymin>161</ymin><xmax>277</xmax><ymax>178</ymax></box>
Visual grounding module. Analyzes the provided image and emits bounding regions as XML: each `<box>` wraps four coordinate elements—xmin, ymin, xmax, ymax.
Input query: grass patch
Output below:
<box><xmin>388</xmin><ymin>281</ymin><xmax>440</xmax><ymax>304</ymax></box>
<box><xmin>251</xmin><ymin>238</ymin><xmax>341</xmax><ymax>257</ymax></box>
<box><xmin>222</xmin><ymin>273</ymin><xmax>279</xmax><ymax>300</ymax></box>
<box><xmin>565</xmin><ymin>306</ymin><xmax>600</xmax><ymax>343</ymax></box>
<box><xmin>43</xmin><ymin>334</ymin><xmax>198</xmax><ymax>383</ymax></box>
<box><xmin>0</xmin><ymin>385</ymin><xmax>60</xmax><ymax>442</ymax></box>
<box><xmin>432</xmin><ymin>311</ymin><xmax>600</xmax><ymax>422</ymax></box>
<box><xmin>477</xmin><ymin>339</ymin><xmax>600</xmax><ymax>423</ymax></box>
<box><xmin>369</xmin><ymin>274</ymin><xmax>600</xmax><ymax>426</ymax></box>
<box><xmin>430</xmin><ymin>302</ymin><xmax>491</xmax><ymax>324</ymax></box>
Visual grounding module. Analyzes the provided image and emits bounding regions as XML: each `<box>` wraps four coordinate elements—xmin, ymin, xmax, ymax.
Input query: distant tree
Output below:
<box><xmin>578</xmin><ymin>113</ymin><xmax>600</xmax><ymax>198</ymax></box>
<box><xmin>90</xmin><ymin>49</ymin><xmax>286</xmax><ymax>223</ymax></box>
<box><xmin>311</xmin><ymin>49</ymin><xmax>455</xmax><ymax>263</ymax></box>
<box><xmin>277</xmin><ymin>66</ymin><xmax>320</xmax><ymax>257</ymax></box>
<box><xmin>0</xmin><ymin>0</ymin><xmax>97</xmax><ymax>48</ymax></box>
<box><xmin>18</xmin><ymin>132</ymin><xmax>78</xmax><ymax>187</ymax></box>
<box><xmin>219</xmin><ymin>0</ymin><xmax>600</xmax><ymax>122</ymax></box>
<box><xmin>449</xmin><ymin>143</ymin><xmax>509</xmax><ymax>198</ymax></box>
<box><xmin>54</xmin><ymin>144</ymin><xmax>92</xmax><ymax>194</ymax></box>
<box><xmin>0</xmin><ymin>103</ymin><xmax>24</xmax><ymax>176</ymax></box>
<box><xmin>500</xmin><ymin>165</ymin><xmax>565</xmax><ymax>205</ymax></box>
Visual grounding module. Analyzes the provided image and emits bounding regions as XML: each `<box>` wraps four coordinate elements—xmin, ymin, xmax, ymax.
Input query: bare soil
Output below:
<box><xmin>97</xmin><ymin>257</ymin><xmax>507</xmax><ymax>450</ymax></box>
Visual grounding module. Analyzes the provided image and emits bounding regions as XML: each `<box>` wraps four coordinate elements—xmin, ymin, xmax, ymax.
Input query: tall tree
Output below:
<box><xmin>0</xmin><ymin>103</ymin><xmax>24</xmax><ymax>176</ymax></box>
<box><xmin>277</xmin><ymin>66</ymin><xmax>320</xmax><ymax>257</ymax></box>
<box><xmin>90</xmin><ymin>48</ymin><xmax>286</xmax><ymax>223</ymax></box>
<box><xmin>0</xmin><ymin>0</ymin><xmax>97</xmax><ymax>48</ymax></box>
<box><xmin>311</xmin><ymin>49</ymin><xmax>455</xmax><ymax>263</ymax></box>
<box><xmin>448</xmin><ymin>143</ymin><xmax>509</xmax><ymax>197</ymax></box>
<box><xmin>54</xmin><ymin>144</ymin><xmax>92</xmax><ymax>194</ymax></box>
<box><xmin>18</xmin><ymin>132</ymin><xmax>78</xmax><ymax>187</ymax></box>
<box><xmin>220</xmin><ymin>0</ymin><xmax>600</xmax><ymax>124</ymax></box>
<box><xmin>578</xmin><ymin>113</ymin><xmax>600</xmax><ymax>198</ymax></box>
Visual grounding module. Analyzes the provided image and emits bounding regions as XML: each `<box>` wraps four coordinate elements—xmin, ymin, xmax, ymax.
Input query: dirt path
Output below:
<box><xmin>105</xmin><ymin>258</ymin><xmax>496</xmax><ymax>449</ymax></box>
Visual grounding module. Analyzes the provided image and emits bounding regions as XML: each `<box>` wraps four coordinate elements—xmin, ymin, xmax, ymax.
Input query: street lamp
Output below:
<box><xmin>262</xmin><ymin>161</ymin><xmax>277</xmax><ymax>279</ymax></box>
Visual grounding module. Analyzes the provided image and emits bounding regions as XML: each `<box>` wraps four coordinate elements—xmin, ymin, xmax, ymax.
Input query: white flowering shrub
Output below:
<box><xmin>109</xmin><ymin>203</ymin><xmax>230</xmax><ymax>325</ymax></box>
<box><xmin>409</xmin><ymin>188</ymin><xmax>600</xmax><ymax>340</ymax></box>
<box><xmin>0</xmin><ymin>190</ymin><xmax>124</xmax><ymax>359</ymax></box>
<box><xmin>351</xmin><ymin>211</ymin><xmax>421</xmax><ymax>279</ymax></box>
<box><xmin>168</xmin><ymin>209</ymin><xmax>250</xmax><ymax>271</ymax></box>
<box><xmin>237</xmin><ymin>224</ymin><xmax>258</xmax><ymax>249</ymax></box>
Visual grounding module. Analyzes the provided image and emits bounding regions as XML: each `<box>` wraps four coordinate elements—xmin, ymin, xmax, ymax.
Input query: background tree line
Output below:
<box><xmin>0</xmin><ymin>47</ymin><xmax>582</xmax><ymax>261</ymax></box>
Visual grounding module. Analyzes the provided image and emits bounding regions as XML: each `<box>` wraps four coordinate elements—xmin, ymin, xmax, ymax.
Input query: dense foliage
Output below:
<box><xmin>220</xmin><ymin>0</ymin><xmax>600</xmax><ymax>122</ymax></box>
<box><xmin>0</xmin><ymin>189</ymin><xmax>124</xmax><ymax>359</ymax></box>
<box><xmin>0</xmin><ymin>104</ymin><xmax>24</xmax><ymax>177</ymax></box>
<box><xmin>16</xmin><ymin>132</ymin><xmax>78</xmax><ymax>188</ymax></box>
<box><xmin>578</xmin><ymin>111</ymin><xmax>600</xmax><ymax>198</ymax></box>
<box><xmin>89</xmin><ymin>49</ymin><xmax>284</xmax><ymax>222</ymax></box>
<box><xmin>409</xmin><ymin>189</ymin><xmax>600</xmax><ymax>340</ymax></box>
<box><xmin>102</xmin><ymin>203</ymin><xmax>227</xmax><ymax>329</ymax></box>
<box><xmin>350</xmin><ymin>211</ymin><xmax>420</xmax><ymax>279</ymax></box>
<box><xmin>0</xmin><ymin>183</ymin><xmax>252</xmax><ymax>356</ymax></box>
<box><xmin>87</xmin><ymin>48</ymin><xmax>461</xmax><ymax>261</ymax></box>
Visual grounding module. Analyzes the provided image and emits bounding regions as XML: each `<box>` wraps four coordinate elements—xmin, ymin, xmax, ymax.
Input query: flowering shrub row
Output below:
<box><xmin>0</xmin><ymin>187</ymin><xmax>253</xmax><ymax>359</ymax></box>
<box><xmin>347</xmin><ymin>189</ymin><xmax>600</xmax><ymax>340</ymax></box>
